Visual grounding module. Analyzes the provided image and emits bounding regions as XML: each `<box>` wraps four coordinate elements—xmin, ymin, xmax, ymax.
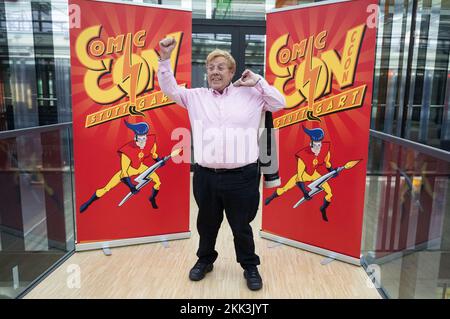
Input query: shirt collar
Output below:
<box><xmin>210</xmin><ymin>82</ymin><xmax>233</xmax><ymax>96</ymax></box>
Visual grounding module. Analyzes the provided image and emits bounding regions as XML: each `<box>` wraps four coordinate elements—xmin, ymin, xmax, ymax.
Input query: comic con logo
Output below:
<box><xmin>75</xmin><ymin>26</ymin><xmax>183</xmax><ymax>125</ymax></box>
<box><xmin>268</xmin><ymin>24</ymin><xmax>368</xmax><ymax>128</ymax></box>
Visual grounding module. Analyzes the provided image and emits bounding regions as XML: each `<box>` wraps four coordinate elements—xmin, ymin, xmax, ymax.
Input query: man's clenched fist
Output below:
<box><xmin>159</xmin><ymin>37</ymin><xmax>176</xmax><ymax>61</ymax></box>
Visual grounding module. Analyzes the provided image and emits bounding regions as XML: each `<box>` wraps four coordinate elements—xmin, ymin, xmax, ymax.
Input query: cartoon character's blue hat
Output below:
<box><xmin>125</xmin><ymin>121</ymin><xmax>149</xmax><ymax>135</ymax></box>
<box><xmin>303</xmin><ymin>126</ymin><xmax>324</xmax><ymax>142</ymax></box>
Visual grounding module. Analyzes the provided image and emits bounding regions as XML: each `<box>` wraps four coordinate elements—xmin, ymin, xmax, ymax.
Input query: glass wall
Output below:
<box><xmin>0</xmin><ymin>124</ymin><xmax>75</xmax><ymax>299</ymax></box>
<box><xmin>359</xmin><ymin>0</ymin><xmax>450</xmax><ymax>299</ymax></box>
<box><xmin>191</xmin><ymin>21</ymin><xmax>265</xmax><ymax>87</ymax></box>
<box><xmin>362</xmin><ymin>131</ymin><xmax>450</xmax><ymax>298</ymax></box>
<box><xmin>191</xmin><ymin>0</ymin><xmax>267</xmax><ymax>20</ymax></box>
<box><xmin>0</xmin><ymin>0</ymin><xmax>71</xmax><ymax>131</ymax></box>
<box><xmin>192</xmin><ymin>32</ymin><xmax>232</xmax><ymax>87</ymax></box>
<box><xmin>244</xmin><ymin>34</ymin><xmax>265</xmax><ymax>75</ymax></box>
<box><xmin>370</xmin><ymin>0</ymin><xmax>450</xmax><ymax>151</ymax></box>
<box><xmin>0</xmin><ymin>0</ymin><xmax>74</xmax><ymax>299</ymax></box>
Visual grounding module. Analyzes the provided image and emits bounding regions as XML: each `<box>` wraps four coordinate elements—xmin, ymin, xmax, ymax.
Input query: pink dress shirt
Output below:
<box><xmin>157</xmin><ymin>59</ymin><xmax>286</xmax><ymax>169</ymax></box>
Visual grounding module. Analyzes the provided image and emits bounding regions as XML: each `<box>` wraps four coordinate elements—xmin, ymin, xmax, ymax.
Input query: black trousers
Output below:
<box><xmin>193</xmin><ymin>163</ymin><xmax>261</xmax><ymax>269</ymax></box>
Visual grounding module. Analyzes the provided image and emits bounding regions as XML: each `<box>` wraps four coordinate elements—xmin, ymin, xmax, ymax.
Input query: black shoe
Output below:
<box><xmin>189</xmin><ymin>261</ymin><xmax>213</xmax><ymax>281</ymax></box>
<box><xmin>243</xmin><ymin>267</ymin><xmax>263</xmax><ymax>291</ymax></box>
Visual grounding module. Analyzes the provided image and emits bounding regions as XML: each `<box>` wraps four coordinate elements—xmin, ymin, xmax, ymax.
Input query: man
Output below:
<box><xmin>157</xmin><ymin>37</ymin><xmax>285</xmax><ymax>291</ymax></box>
<box><xmin>79</xmin><ymin>121</ymin><xmax>164</xmax><ymax>213</ymax></box>
<box><xmin>264</xmin><ymin>126</ymin><xmax>337</xmax><ymax>222</ymax></box>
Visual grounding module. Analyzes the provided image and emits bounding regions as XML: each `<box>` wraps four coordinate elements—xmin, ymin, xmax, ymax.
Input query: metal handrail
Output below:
<box><xmin>370</xmin><ymin>129</ymin><xmax>450</xmax><ymax>163</ymax></box>
<box><xmin>0</xmin><ymin>122</ymin><xmax>72</xmax><ymax>140</ymax></box>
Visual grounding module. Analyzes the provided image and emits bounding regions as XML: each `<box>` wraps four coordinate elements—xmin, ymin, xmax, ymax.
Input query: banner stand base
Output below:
<box><xmin>259</xmin><ymin>230</ymin><xmax>361</xmax><ymax>266</ymax></box>
<box><xmin>102</xmin><ymin>243</ymin><xmax>112</xmax><ymax>256</ymax></box>
<box><xmin>76</xmin><ymin>231</ymin><xmax>191</xmax><ymax>252</ymax></box>
<box><xmin>161</xmin><ymin>240</ymin><xmax>170</xmax><ymax>248</ymax></box>
<box><xmin>320</xmin><ymin>256</ymin><xmax>336</xmax><ymax>265</ymax></box>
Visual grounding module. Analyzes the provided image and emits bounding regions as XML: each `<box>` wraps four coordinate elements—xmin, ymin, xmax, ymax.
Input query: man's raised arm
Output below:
<box><xmin>157</xmin><ymin>37</ymin><xmax>190</xmax><ymax>109</ymax></box>
<box><xmin>256</xmin><ymin>76</ymin><xmax>286</xmax><ymax>112</ymax></box>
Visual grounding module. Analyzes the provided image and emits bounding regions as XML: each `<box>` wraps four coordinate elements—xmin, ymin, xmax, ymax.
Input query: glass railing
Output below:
<box><xmin>0</xmin><ymin>122</ymin><xmax>75</xmax><ymax>299</ymax></box>
<box><xmin>362</xmin><ymin>129</ymin><xmax>450</xmax><ymax>299</ymax></box>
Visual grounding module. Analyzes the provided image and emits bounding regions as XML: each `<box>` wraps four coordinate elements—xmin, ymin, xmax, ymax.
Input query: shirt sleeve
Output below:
<box><xmin>254</xmin><ymin>76</ymin><xmax>286</xmax><ymax>112</ymax></box>
<box><xmin>157</xmin><ymin>59</ymin><xmax>190</xmax><ymax>109</ymax></box>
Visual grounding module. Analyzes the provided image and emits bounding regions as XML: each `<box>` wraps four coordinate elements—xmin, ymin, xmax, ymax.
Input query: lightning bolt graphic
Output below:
<box><xmin>122</xmin><ymin>33</ymin><xmax>144</xmax><ymax>117</ymax></box>
<box><xmin>293</xmin><ymin>160</ymin><xmax>361</xmax><ymax>209</ymax></box>
<box><xmin>302</xmin><ymin>36</ymin><xmax>322</xmax><ymax>122</ymax></box>
<box><xmin>308</xmin><ymin>178</ymin><xmax>325</xmax><ymax>194</ymax></box>
<box><xmin>118</xmin><ymin>148</ymin><xmax>183</xmax><ymax>207</ymax></box>
<box><xmin>133</xmin><ymin>163</ymin><xmax>155</xmax><ymax>189</ymax></box>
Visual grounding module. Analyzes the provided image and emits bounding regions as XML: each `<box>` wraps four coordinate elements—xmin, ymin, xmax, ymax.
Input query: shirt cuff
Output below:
<box><xmin>255</xmin><ymin>76</ymin><xmax>268</xmax><ymax>93</ymax></box>
<box><xmin>158</xmin><ymin>58</ymin><xmax>171</xmax><ymax>73</ymax></box>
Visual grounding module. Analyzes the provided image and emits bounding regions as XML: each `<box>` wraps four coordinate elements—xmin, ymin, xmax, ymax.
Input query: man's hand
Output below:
<box><xmin>233</xmin><ymin>69</ymin><xmax>261</xmax><ymax>87</ymax></box>
<box><xmin>159</xmin><ymin>37</ymin><xmax>177</xmax><ymax>61</ymax></box>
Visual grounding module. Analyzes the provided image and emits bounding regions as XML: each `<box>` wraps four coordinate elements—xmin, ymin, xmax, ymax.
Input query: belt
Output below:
<box><xmin>197</xmin><ymin>162</ymin><xmax>258</xmax><ymax>173</ymax></box>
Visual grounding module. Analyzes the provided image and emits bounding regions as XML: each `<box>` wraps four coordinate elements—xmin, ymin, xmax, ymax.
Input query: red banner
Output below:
<box><xmin>263</xmin><ymin>0</ymin><xmax>378</xmax><ymax>260</ymax></box>
<box><xmin>69</xmin><ymin>0</ymin><xmax>191</xmax><ymax>244</ymax></box>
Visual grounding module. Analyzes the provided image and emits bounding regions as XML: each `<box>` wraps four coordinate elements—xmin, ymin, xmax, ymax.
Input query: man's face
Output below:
<box><xmin>206</xmin><ymin>56</ymin><xmax>234</xmax><ymax>93</ymax></box>
<box><xmin>136</xmin><ymin>135</ymin><xmax>147</xmax><ymax>148</ymax></box>
<box><xmin>311</xmin><ymin>141</ymin><xmax>322</xmax><ymax>155</ymax></box>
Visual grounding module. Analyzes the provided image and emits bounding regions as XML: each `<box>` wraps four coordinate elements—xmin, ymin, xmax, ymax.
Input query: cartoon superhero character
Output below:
<box><xmin>264</xmin><ymin>126</ymin><xmax>338</xmax><ymax>222</ymax></box>
<box><xmin>79</xmin><ymin>121</ymin><xmax>164</xmax><ymax>213</ymax></box>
